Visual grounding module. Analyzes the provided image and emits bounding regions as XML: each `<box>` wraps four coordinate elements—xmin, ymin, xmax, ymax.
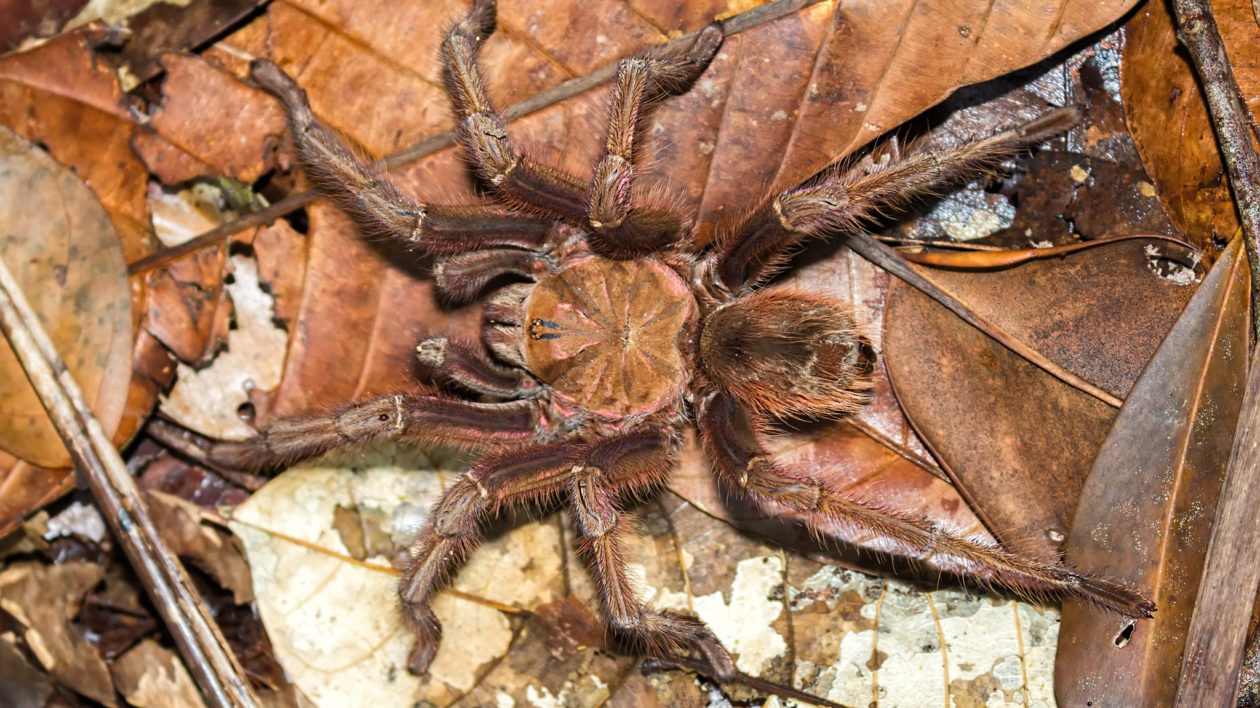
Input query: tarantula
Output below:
<box><xmin>216</xmin><ymin>0</ymin><xmax>1154</xmax><ymax>679</ymax></box>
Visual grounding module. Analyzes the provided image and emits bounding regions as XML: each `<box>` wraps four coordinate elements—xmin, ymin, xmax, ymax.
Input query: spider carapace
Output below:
<box><xmin>212</xmin><ymin>0</ymin><xmax>1154</xmax><ymax>681</ymax></box>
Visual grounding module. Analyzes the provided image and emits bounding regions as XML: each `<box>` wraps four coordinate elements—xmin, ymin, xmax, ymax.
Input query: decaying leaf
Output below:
<box><xmin>0</xmin><ymin>28</ymin><xmax>174</xmax><ymax>534</ymax></box>
<box><xmin>0</xmin><ymin>125</ymin><xmax>132</xmax><ymax>469</ymax></box>
<box><xmin>1056</xmin><ymin>237</ymin><xmax>1250</xmax><ymax>706</ymax></box>
<box><xmin>160</xmin><ymin>252</ymin><xmax>287</xmax><ymax>441</ymax></box>
<box><xmin>110</xmin><ymin>639</ymin><xmax>207</xmax><ymax>708</ymax></box>
<box><xmin>0</xmin><ymin>560</ymin><xmax>114</xmax><ymax>705</ymax></box>
<box><xmin>1121</xmin><ymin>0</ymin><xmax>1258</xmax><ymax>251</ymax></box>
<box><xmin>145</xmin><ymin>490</ymin><xmax>254</xmax><ymax>604</ymax></box>
<box><xmin>0</xmin><ymin>632</ymin><xmax>54</xmax><ymax>708</ymax></box>
<box><xmin>884</xmin><ymin>238</ymin><xmax>1199</xmax><ymax>560</ymax></box>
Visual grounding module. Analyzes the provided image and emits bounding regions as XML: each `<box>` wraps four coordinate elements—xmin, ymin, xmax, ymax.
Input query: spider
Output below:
<box><xmin>211</xmin><ymin>0</ymin><xmax>1154</xmax><ymax>680</ymax></box>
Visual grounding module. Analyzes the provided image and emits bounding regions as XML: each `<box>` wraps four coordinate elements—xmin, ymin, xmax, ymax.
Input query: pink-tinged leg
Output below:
<box><xmin>250</xmin><ymin>59</ymin><xmax>551</xmax><ymax>255</ymax></box>
<box><xmin>208</xmin><ymin>394</ymin><xmax>539</xmax><ymax>472</ymax></box>
<box><xmin>442</xmin><ymin>0</ymin><xmax>590</xmax><ymax>222</ymax></box>
<box><xmin>710</xmin><ymin>109</ymin><xmax>1078</xmax><ymax>290</ymax></box>
<box><xmin>570</xmin><ymin>431</ymin><xmax>737</xmax><ymax>679</ymax></box>
<box><xmin>399</xmin><ymin>441</ymin><xmax>584</xmax><ymax>673</ymax></box>
<box><xmin>696</xmin><ymin>391</ymin><xmax>1155</xmax><ymax>619</ymax></box>
<box><xmin>433</xmin><ymin>247</ymin><xmax>548</xmax><ymax>305</ymax></box>
<box><xmin>415</xmin><ymin>337</ymin><xmax>540</xmax><ymax>399</ymax></box>
<box><xmin>584</xmin><ymin>25</ymin><xmax>723</xmax><ymax>258</ymax></box>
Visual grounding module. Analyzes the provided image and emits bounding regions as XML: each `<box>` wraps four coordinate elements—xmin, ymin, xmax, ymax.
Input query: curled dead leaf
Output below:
<box><xmin>1057</xmin><ymin>237</ymin><xmax>1249</xmax><ymax>706</ymax></box>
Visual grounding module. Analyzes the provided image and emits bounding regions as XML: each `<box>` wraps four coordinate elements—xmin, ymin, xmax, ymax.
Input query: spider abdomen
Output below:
<box><xmin>699</xmin><ymin>289</ymin><xmax>875</xmax><ymax>419</ymax></box>
<box><xmin>524</xmin><ymin>256</ymin><xmax>695</xmax><ymax>418</ymax></box>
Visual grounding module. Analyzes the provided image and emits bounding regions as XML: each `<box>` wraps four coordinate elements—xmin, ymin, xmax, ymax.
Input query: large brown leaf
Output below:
<box><xmin>0</xmin><ymin>126</ymin><xmax>132</xmax><ymax>469</ymax></box>
<box><xmin>0</xmin><ymin>30</ymin><xmax>174</xmax><ymax>535</ymax></box>
<box><xmin>1055</xmin><ymin>237</ymin><xmax>1249</xmax><ymax>707</ymax></box>
<box><xmin>1121</xmin><ymin>0</ymin><xmax>1260</xmax><ymax>253</ymax></box>
<box><xmin>883</xmin><ymin>239</ymin><xmax>1199</xmax><ymax>560</ymax></box>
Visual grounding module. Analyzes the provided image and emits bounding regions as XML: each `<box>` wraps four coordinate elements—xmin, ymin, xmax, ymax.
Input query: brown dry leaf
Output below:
<box><xmin>0</xmin><ymin>0</ymin><xmax>87</xmax><ymax>51</ymax></box>
<box><xmin>0</xmin><ymin>560</ymin><xmax>114</xmax><ymax>705</ymax></box>
<box><xmin>1056</xmin><ymin>237</ymin><xmax>1249</xmax><ymax>707</ymax></box>
<box><xmin>884</xmin><ymin>238</ymin><xmax>1199</xmax><ymax>560</ymax></box>
<box><xmin>145</xmin><ymin>490</ymin><xmax>254</xmax><ymax>604</ymax></box>
<box><xmin>110</xmin><ymin>639</ymin><xmax>208</xmax><ymax>708</ymax></box>
<box><xmin>1121</xmin><ymin>0</ymin><xmax>1257</xmax><ymax>251</ymax></box>
<box><xmin>229</xmin><ymin>446</ymin><xmax>1060</xmax><ymax>707</ymax></box>
<box><xmin>0</xmin><ymin>28</ymin><xmax>177</xmax><ymax>534</ymax></box>
<box><xmin>0</xmin><ymin>125</ymin><xmax>133</xmax><ymax>468</ymax></box>
<box><xmin>0</xmin><ymin>632</ymin><xmax>54</xmax><ymax>708</ymax></box>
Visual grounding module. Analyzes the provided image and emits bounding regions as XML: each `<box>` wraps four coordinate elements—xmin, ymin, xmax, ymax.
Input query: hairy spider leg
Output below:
<box><xmin>442</xmin><ymin>0</ymin><xmax>591</xmax><ymax>222</ymax></box>
<box><xmin>697</xmin><ymin>392</ymin><xmax>1156</xmax><ymax>619</ymax></box>
<box><xmin>416</xmin><ymin>336</ymin><xmax>540</xmax><ymax>399</ymax></box>
<box><xmin>569</xmin><ymin>431</ymin><xmax>738</xmax><ymax>679</ymax></box>
<box><xmin>249</xmin><ymin>59</ymin><xmax>553</xmax><ymax>255</ymax></box>
<box><xmin>433</xmin><ymin>247</ymin><xmax>548</xmax><ymax>305</ymax></box>
<box><xmin>711</xmin><ymin>108</ymin><xmax>1080</xmax><ymax>291</ymax></box>
<box><xmin>208</xmin><ymin>394</ymin><xmax>539</xmax><ymax>472</ymax></box>
<box><xmin>584</xmin><ymin>25</ymin><xmax>724</xmax><ymax>258</ymax></box>
<box><xmin>400</xmin><ymin>442</ymin><xmax>585</xmax><ymax>674</ymax></box>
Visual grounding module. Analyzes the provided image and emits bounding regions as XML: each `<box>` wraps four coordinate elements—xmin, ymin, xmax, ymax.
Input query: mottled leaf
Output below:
<box><xmin>231</xmin><ymin>445</ymin><xmax>1062</xmax><ymax>707</ymax></box>
<box><xmin>110</xmin><ymin>639</ymin><xmax>207</xmax><ymax>708</ymax></box>
<box><xmin>0</xmin><ymin>126</ymin><xmax>132</xmax><ymax>468</ymax></box>
<box><xmin>0</xmin><ymin>29</ymin><xmax>175</xmax><ymax>534</ymax></box>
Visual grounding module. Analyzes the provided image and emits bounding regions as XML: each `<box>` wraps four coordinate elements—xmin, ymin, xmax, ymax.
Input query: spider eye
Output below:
<box><xmin>378</xmin><ymin>413</ymin><xmax>390</xmax><ymax>422</ymax></box>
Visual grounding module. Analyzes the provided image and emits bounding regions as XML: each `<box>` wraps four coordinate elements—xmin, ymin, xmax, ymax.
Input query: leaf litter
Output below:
<box><xmin>228</xmin><ymin>444</ymin><xmax>1062</xmax><ymax>707</ymax></box>
<box><xmin>0</xmin><ymin>0</ymin><xmax>1234</xmax><ymax>704</ymax></box>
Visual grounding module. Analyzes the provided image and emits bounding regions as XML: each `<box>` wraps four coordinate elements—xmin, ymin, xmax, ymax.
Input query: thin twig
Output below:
<box><xmin>0</xmin><ymin>257</ymin><xmax>259</xmax><ymax>708</ymax></box>
<box><xmin>846</xmin><ymin>232</ymin><xmax>1124</xmax><ymax>408</ymax></box>
<box><xmin>1171</xmin><ymin>0</ymin><xmax>1260</xmax><ymax>338</ymax></box>
<box><xmin>126</xmin><ymin>0</ymin><xmax>827</xmax><ymax>276</ymax></box>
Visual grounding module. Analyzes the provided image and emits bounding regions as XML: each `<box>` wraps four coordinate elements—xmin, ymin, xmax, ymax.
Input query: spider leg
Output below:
<box><xmin>710</xmin><ymin>109</ymin><xmax>1079</xmax><ymax>291</ymax></box>
<box><xmin>207</xmin><ymin>393</ymin><xmax>539</xmax><ymax>472</ymax></box>
<box><xmin>571</xmin><ymin>431</ymin><xmax>737</xmax><ymax>679</ymax></box>
<box><xmin>400</xmin><ymin>441</ymin><xmax>584</xmax><ymax>674</ymax></box>
<box><xmin>433</xmin><ymin>247</ymin><xmax>548</xmax><ymax>305</ymax></box>
<box><xmin>442</xmin><ymin>0</ymin><xmax>591</xmax><ymax>221</ymax></box>
<box><xmin>416</xmin><ymin>337</ymin><xmax>540</xmax><ymax>399</ymax></box>
<box><xmin>585</xmin><ymin>25</ymin><xmax>724</xmax><ymax>258</ymax></box>
<box><xmin>697</xmin><ymin>392</ymin><xmax>1156</xmax><ymax>619</ymax></box>
<box><xmin>250</xmin><ymin>59</ymin><xmax>552</xmax><ymax>255</ymax></box>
